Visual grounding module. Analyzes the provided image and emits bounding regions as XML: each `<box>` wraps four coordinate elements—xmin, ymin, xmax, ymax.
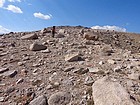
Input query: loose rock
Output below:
<box><xmin>48</xmin><ymin>92</ymin><xmax>71</xmax><ymax>105</ymax></box>
<box><xmin>30</xmin><ymin>42</ymin><xmax>47</xmax><ymax>51</ymax></box>
<box><xmin>65</xmin><ymin>53</ymin><xmax>81</xmax><ymax>62</ymax></box>
<box><xmin>29</xmin><ymin>95</ymin><xmax>48</xmax><ymax>105</ymax></box>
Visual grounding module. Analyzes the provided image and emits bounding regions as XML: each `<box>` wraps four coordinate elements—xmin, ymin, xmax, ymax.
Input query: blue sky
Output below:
<box><xmin>0</xmin><ymin>0</ymin><xmax>140</xmax><ymax>33</ymax></box>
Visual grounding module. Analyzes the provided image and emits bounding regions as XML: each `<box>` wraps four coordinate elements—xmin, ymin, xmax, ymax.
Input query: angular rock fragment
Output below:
<box><xmin>21</xmin><ymin>33</ymin><xmax>38</xmax><ymax>40</ymax></box>
<box><xmin>65</xmin><ymin>53</ymin><xmax>82</xmax><ymax>62</ymax></box>
<box><xmin>88</xmin><ymin>67</ymin><xmax>104</xmax><ymax>74</ymax></box>
<box><xmin>30</xmin><ymin>42</ymin><xmax>47</xmax><ymax>51</ymax></box>
<box><xmin>92</xmin><ymin>77</ymin><xmax>134</xmax><ymax>105</ymax></box>
<box><xmin>29</xmin><ymin>95</ymin><xmax>48</xmax><ymax>105</ymax></box>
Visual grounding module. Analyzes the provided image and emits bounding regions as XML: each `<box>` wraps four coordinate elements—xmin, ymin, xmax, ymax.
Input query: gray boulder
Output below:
<box><xmin>92</xmin><ymin>77</ymin><xmax>134</xmax><ymax>105</ymax></box>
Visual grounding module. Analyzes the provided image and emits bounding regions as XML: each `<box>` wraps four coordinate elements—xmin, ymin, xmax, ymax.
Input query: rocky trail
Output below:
<box><xmin>0</xmin><ymin>26</ymin><xmax>140</xmax><ymax>105</ymax></box>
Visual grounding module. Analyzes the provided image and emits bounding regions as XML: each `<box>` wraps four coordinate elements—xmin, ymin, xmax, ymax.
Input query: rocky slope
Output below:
<box><xmin>0</xmin><ymin>26</ymin><xmax>140</xmax><ymax>105</ymax></box>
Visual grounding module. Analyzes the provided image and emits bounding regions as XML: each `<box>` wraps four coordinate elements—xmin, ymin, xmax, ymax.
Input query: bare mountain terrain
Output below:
<box><xmin>0</xmin><ymin>26</ymin><xmax>140</xmax><ymax>105</ymax></box>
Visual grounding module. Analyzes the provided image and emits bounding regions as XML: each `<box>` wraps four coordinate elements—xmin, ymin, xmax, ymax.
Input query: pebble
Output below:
<box><xmin>88</xmin><ymin>67</ymin><xmax>104</xmax><ymax>74</ymax></box>
<box><xmin>0</xmin><ymin>97</ymin><xmax>4</xmax><ymax>102</ymax></box>
<box><xmin>16</xmin><ymin>78</ymin><xmax>24</xmax><ymax>84</ymax></box>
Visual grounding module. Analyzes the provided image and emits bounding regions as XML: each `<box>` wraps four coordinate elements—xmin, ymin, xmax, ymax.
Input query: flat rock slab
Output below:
<box><xmin>29</xmin><ymin>95</ymin><xmax>48</xmax><ymax>105</ymax></box>
<box><xmin>92</xmin><ymin>77</ymin><xmax>134</xmax><ymax>105</ymax></box>
<box><xmin>21</xmin><ymin>33</ymin><xmax>38</xmax><ymax>40</ymax></box>
<box><xmin>65</xmin><ymin>53</ymin><xmax>81</xmax><ymax>62</ymax></box>
<box><xmin>48</xmin><ymin>92</ymin><xmax>71</xmax><ymax>105</ymax></box>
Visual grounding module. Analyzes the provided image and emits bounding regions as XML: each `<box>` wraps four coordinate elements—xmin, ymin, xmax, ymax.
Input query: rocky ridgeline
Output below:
<box><xmin>0</xmin><ymin>26</ymin><xmax>140</xmax><ymax>105</ymax></box>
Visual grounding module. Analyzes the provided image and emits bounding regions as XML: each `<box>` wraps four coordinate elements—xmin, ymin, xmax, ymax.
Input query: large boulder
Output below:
<box><xmin>21</xmin><ymin>33</ymin><xmax>38</xmax><ymax>40</ymax></box>
<box><xmin>92</xmin><ymin>77</ymin><xmax>134</xmax><ymax>105</ymax></box>
<box><xmin>30</xmin><ymin>42</ymin><xmax>47</xmax><ymax>51</ymax></box>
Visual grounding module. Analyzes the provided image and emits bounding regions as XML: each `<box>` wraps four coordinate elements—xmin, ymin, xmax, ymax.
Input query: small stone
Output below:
<box><xmin>0</xmin><ymin>67</ymin><xmax>9</xmax><ymax>74</ymax></box>
<box><xmin>65</xmin><ymin>53</ymin><xmax>82</xmax><ymax>62</ymax></box>
<box><xmin>41</xmin><ymin>49</ymin><xmax>51</xmax><ymax>53</ymax></box>
<box><xmin>88</xmin><ymin>67</ymin><xmax>104</xmax><ymax>74</ymax></box>
<box><xmin>17</xmin><ymin>62</ymin><xmax>24</xmax><ymax>66</ymax></box>
<box><xmin>0</xmin><ymin>83</ymin><xmax>6</xmax><ymax>86</ymax></box>
<box><xmin>73</xmin><ymin>68</ymin><xmax>89</xmax><ymax>74</ymax></box>
<box><xmin>33</xmin><ymin>69</ymin><xmax>38</xmax><ymax>73</ymax></box>
<box><xmin>113</xmin><ymin>66</ymin><xmax>122</xmax><ymax>72</ymax></box>
<box><xmin>16</xmin><ymin>78</ymin><xmax>24</xmax><ymax>84</ymax></box>
<box><xmin>29</xmin><ymin>95</ymin><xmax>47</xmax><ymax>105</ymax></box>
<box><xmin>48</xmin><ymin>92</ymin><xmax>71</xmax><ymax>105</ymax></box>
<box><xmin>99</xmin><ymin>61</ymin><xmax>104</xmax><ymax>65</ymax></box>
<box><xmin>46</xmin><ymin>84</ymin><xmax>53</xmax><ymax>90</ymax></box>
<box><xmin>84</xmin><ymin>76</ymin><xmax>94</xmax><ymax>86</ymax></box>
<box><xmin>62</xmin><ymin>79</ymin><xmax>74</xmax><ymax>86</ymax></box>
<box><xmin>32</xmin><ymin>79</ymin><xmax>42</xmax><ymax>86</ymax></box>
<box><xmin>53</xmin><ymin>82</ymin><xmax>60</xmax><ymax>87</ymax></box>
<box><xmin>21</xmin><ymin>69</ymin><xmax>28</xmax><ymax>75</ymax></box>
<box><xmin>107</xmin><ymin>59</ymin><xmax>116</xmax><ymax>64</ymax></box>
<box><xmin>0</xmin><ymin>97</ymin><xmax>4</xmax><ymax>102</ymax></box>
<box><xmin>64</xmin><ymin>66</ymin><xmax>75</xmax><ymax>72</ymax></box>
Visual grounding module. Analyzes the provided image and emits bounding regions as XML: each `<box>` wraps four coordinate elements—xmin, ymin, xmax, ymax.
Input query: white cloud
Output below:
<box><xmin>8</xmin><ymin>0</ymin><xmax>21</xmax><ymax>2</ymax></box>
<box><xmin>0</xmin><ymin>25</ymin><xmax>11</xmax><ymax>34</ymax></box>
<box><xmin>91</xmin><ymin>25</ymin><xmax>126</xmax><ymax>32</ymax></box>
<box><xmin>6</xmin><ymin>5</ymin><xmax>23</xmax><ymax>13</ymax></box>
<box><xmin>0</xmin><ymin>0</ymin><xmax>5</xmax><ymax>7</ymax></box>
<box><xmin>34</xmin><ymin>12</ymin><xmax>52</xmax><ymax>20</ymax></box>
